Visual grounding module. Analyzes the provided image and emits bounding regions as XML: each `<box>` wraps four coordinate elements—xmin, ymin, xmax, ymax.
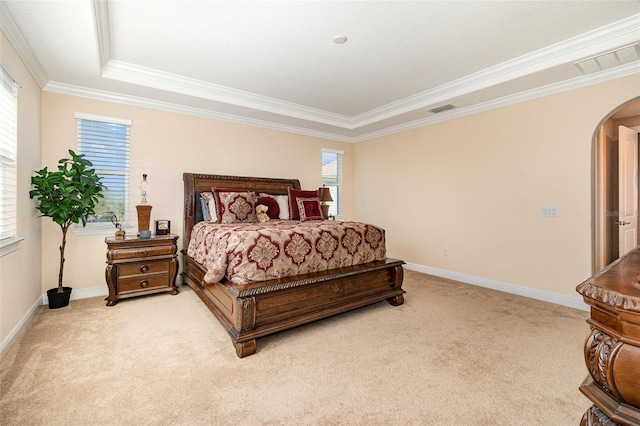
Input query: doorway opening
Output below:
<box><xmin>593</xmin><ymin>97</ymin><xmax>640</xmax><ymax>273</ymax></box>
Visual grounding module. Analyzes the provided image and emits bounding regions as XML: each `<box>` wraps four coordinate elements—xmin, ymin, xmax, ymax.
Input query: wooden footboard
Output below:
<box><xmin>182</xmin><ymin>251</ymin><xmax>405</xmax><ymax>357</ymax></box>
<box><xmin>182</xmin><ymin>172</ymin><xmax>405</xmax><ymax>358</ymax></box>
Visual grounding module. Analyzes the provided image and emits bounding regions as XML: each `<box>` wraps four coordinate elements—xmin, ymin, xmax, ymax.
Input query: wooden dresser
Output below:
<box><xmin>576</xmin><ymin>247</ymin><xmax>640</xmax><ymax>426</ymax></box>
<box><xmin>105</xmin><ymin>234</ymin><xmax>179</xmax><ymax>306</ymax></box>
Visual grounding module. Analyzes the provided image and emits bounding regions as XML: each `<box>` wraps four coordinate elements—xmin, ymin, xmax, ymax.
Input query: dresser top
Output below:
<box><xmin>105</xmin><ymin>233</ymin><xmax>178</xmax><ymax>244</ymax></box>
<box><xmin>577</xmin><ymin>247</ymin><xmax>640</xmax><ymax>313</ymax></box>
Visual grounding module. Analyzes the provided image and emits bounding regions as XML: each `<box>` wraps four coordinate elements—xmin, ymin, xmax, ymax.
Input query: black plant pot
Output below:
<box><xmin>47</xmin><ymin>287</ymin><xmax>72</xmax><ymax>309</ymax></box>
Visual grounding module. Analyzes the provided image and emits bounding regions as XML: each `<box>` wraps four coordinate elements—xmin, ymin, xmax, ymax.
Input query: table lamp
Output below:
<box><xmin>136</xmin><ymin>173</ymin><xmax>152</xmax><ymax>237</ymax></box>
<box><xmin>318</xmin><ymin>186</ymin><xmax>333</xmax><ymax>219</ymax></box>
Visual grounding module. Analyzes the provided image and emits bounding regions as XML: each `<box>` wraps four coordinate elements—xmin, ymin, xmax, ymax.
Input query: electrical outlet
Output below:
<box><xmin>443</xmin><ymin>248</ymin><xmax>449</xmax><ymax>256</ymax></box>
<box><xmin>541</xmin><ymin>207</ymin><xmax>558</xmax><ymax>217</ymax></box>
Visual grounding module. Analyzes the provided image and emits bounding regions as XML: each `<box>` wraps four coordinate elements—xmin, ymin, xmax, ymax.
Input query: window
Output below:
<box><xmin>321</xmin><ymin>149</ymin><xmax>343</xmax><ymax>218</ymax></box>
<box><xmin>76</xmin><ymin>113</ymin><xmax>130</xmax><ymax>232</ymax></box>
<box><xmin>0</xmin><ymin>65</ymin><xmax>18</xmax><ymax>247</ymax></box>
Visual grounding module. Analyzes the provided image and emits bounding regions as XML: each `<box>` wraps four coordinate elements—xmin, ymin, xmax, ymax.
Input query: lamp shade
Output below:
<box><xmin>318</xmin><ymin>187</ymin><xmax>333</xmax><ymax>202</ymax></box>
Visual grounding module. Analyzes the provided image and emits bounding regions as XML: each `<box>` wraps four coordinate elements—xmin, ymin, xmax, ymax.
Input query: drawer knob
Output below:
<box><xmin>140</xmin><ymin>265</ymin><xmax>150</xmax><ymax>273</ymax></box>
<box><xmin>140</xmin><ymin>280</ymin><xmax>149</xmax><ymax>288</ymax></box>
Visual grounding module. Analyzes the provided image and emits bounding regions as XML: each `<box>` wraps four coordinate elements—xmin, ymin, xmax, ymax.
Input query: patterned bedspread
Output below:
<box><xmin>187</xmin><ymin>220</ymin><xmax>386</xmax><ymax>285</ymax></box>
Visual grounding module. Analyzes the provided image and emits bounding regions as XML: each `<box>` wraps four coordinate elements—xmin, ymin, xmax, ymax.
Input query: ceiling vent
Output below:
<box><xmin>575</xmin><ymin>44</ymin><xmax>640</xmax><ymax>75</ymax></box>
<box><xmin>429</xmin><ymin>104</ymin><xmax>455</xmax><ymax>114</ymax></box>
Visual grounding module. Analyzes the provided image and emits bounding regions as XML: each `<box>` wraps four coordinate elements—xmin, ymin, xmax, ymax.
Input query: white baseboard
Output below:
<box><xmin>2</xmin><ymin>275</ymin><xmax>186</xmax><ymax>362</ymax></box>
<box><xmin>3</xmin><ymin>268</ymin><xmax>583</xmax><ymax>363</ymax></box>
<box><xmin>0</xmin><ymin>296</ymin><xmax>41</xmax><ymax>361</ymax></box>
<box><xmin>403</xmin><ymin>262</ymin><xmax>589</xmax><ymax>312</ymax></box>
<box><xmin>2</xmin><ymin>286</ymin><xmax>112</xmax><ymax>362</ymax></box>
<box><xmin>40</xmin><ymin>274</ymin><xmax>184</xmax><ymax>305</ymax></box>
<box><xmin>41</xmin><ymin>285</ymin><xmax>109</xmax><ymax>305</ymax></box>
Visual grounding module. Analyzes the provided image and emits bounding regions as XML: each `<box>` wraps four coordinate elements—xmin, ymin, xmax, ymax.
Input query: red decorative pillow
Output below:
<box><xmin>257</xmin><ymin>196</ymin><xmax>280</xmax><ymax>219</ymax></box>
<box><xmin>296</xmin><ymin>197</ymin><xmax>323</xmax><ymax>221</ymax></box>
<box><xmin>212</xmin><ymin>189</ymin><xmax>256</xmax><ymax>223</ymax></box>
<box><xmin>260</xmin><ymin>193</ymin><xmax>290</xmax><ymax>220</ymax></box>
<box><xmin>288</xmin><ymin>188</ymin><xmax>319</xmax><ymax>220</ymax></box>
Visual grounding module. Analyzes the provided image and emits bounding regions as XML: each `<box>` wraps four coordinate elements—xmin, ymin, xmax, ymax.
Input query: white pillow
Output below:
<box><xmin>259</xmin><ymin>193</ymin><xmax>290</xmax><ymax>220</ymax></box>
<box><xmin>208</xmin><ymin>198</ymin><xmax>218</xmax><ymax>222</ymax></box>
<box><xmin>200</xmin><ymin>192</ymin><xmax>218</xmax><ymax>222</ymax></box>
<box><xmin>275</xmin><ymin>195</ymin><xmax>289</xmax><ymax>220</ymax></box>
<box><xmin>199</xmin><ymin>197</ymin><xmax>210</xmax><ymax>221</ymax></box>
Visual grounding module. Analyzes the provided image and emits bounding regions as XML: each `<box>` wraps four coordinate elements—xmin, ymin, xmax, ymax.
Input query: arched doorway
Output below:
<box><xmin>593</xmin><ymin>96</ymin><xmax>640</xmax><ymax>273</ymax></box>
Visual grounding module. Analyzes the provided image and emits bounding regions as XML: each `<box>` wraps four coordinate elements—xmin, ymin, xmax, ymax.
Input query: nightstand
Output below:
<box><xmin>104</xmin><ymin>233</ymin><xmax>179</xmax><ymax>306</ymax></box>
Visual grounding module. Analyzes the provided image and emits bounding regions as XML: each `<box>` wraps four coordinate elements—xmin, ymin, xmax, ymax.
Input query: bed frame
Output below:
<box><xmin>181</xmin><ymin>173</ymin><xmax>405</xmax><ymax>357</ymax></box>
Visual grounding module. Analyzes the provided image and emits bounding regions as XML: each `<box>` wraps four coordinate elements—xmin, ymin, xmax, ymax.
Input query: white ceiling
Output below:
<box><xmin>1</xmin><ymin>0</ymin><xmax>640</xmax><ymax>142</ymax></box>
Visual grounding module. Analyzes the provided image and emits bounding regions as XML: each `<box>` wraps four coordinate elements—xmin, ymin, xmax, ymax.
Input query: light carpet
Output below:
<box><xmin>0</xmin><ymin>270</ymin><xmax>591</xmax><ymax>425</ymax></box>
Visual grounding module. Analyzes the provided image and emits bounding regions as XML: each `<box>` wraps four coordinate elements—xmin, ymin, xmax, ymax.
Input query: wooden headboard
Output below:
<box><xmin>182</xmin><ymin>173</ymin><xmax>301</xmax><ymax>251</ymax></box>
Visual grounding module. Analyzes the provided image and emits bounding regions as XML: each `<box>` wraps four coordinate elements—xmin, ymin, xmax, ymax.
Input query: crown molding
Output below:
<box><xmin>38</xmin><ymin>7</ymin><xmax>640</xmax><ymax>144</ymax></box>
<box><xmin>97</xmin><ymin>13</ymin><xmax>640</xmax><ymax>132</ymax></box>
<box><xmin>353</xmin><ymin>62</ymin><xmax>640</xmax><ymax>143</ymax></box>
<box><xmin>0</xmin><ymin>0</ymin><xmax>48</xmax><ymax>88</ymax></box>
<box><xmin>102</xmin><ymin>59</ymin><xmax>353</xmax><ymax>129</ymax></box>
<box><xmin>43</xmin><ymin>81</ymin><xmax>354</xmax><ymax>142</ymax></box>
<box><xmin>46</xmin><ymin>59</ymin><xmax>639</xmax><ymax>145</ymax></box>
<box><xmin>91</xmin><ymin>3</ymin><xmax>353</xmax><ymax>129</ymax></box>
<box><xmin>1</xmin><ymin>0</ymin><xmax>638</xmax><ymax>135</ymax></box>
<box><xmin>92</xmin><ymin>0</ymin><xmax>111</xmax><ymax>69</ymax></box>
<box><xmin>351</xmin><ymin>13</ymin><xmax>640</xmax><ymax>128</ymax></box>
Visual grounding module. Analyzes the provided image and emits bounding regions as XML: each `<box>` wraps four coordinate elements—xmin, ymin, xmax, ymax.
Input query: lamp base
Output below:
<box><xmin>321</xmin><ymin>203</ymin><xmax>330</xmax><ymax>220</ymax></box>
<box><xmin>136</xmin><ymin>204</ymin><xmax>152</xmax><ymax>233</ymax></box>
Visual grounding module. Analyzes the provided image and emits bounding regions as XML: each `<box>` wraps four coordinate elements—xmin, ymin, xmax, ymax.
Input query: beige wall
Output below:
<box><xmin>3</xmin><ymin>25</ymin><xmax>639</xmax><ymax>350</ymax></box>
<box><xmin>41</xmin><ymin>92</ymin><xmax>353</xmax><ymax>293</ymax></box>
<box><xmin>353</xmin><ymin>74</ymin><xmax>640</xmax><ymax>299</ymax></box>
<box><xmin>0</xmin><ymin>32</ymin><xmax>42</xmax><ymax>346</ymax></box>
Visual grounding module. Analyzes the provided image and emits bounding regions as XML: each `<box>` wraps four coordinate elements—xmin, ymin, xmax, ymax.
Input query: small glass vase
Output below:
<box><xmin>140</xmin><ymin>173</ymin><xmax>149</xmax><ymax>204</ymax></box>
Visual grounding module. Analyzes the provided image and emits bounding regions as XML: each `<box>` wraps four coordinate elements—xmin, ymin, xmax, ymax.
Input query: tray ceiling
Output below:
<box><xmin>1</xmin><ymin>0</ymin><xmax>639</xmax><ymax>142</ymax></box>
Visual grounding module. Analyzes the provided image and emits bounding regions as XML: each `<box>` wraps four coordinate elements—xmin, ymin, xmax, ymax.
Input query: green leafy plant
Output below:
<box><xmin>29</xmin><ymin>150</ymin><xmax>105</xmax><ymax>293</ymax></box>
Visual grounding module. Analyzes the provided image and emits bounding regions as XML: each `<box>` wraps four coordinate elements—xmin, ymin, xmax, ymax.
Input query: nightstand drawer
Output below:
<box><xmin>111</xmin><ymin>245</ymin><xmax>176</xmax><ymax>260</ymax></box>
<box><xmin>118</xmin><ymin>273</ymin><xmax>169</xmax><ymax>293</ymax></box>
<box><xmin>104</xmin><ymin>234</ymin><xmax>179</xmax><ymax>306</ymax></box>
<box><xmin>117</xmin><ymin>260</ymin><xmax>170</xmax><ymax>278</ymax></box>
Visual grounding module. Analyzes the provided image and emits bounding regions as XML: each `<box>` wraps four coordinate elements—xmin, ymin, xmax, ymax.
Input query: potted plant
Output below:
<box><xmin>29</xmin><ymin>149</ymin><xmax>105</xmax><ymax>309</ymax></box>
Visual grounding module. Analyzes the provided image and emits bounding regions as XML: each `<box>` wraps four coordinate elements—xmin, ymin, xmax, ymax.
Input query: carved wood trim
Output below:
<box><xmin>585</xmin><ymin>328</ymin><xmax>622</xmax><ymax>398</ymax></box>
<box><xmin>183</xmin><ymin>172</ymin><xmax>301</xmax><ymax>253</ymax></box>
<box><xmin>391</xmin><ymin>264</ymin><xmax>404</xmax><ymax>289</ymax></box>
<box><xmin>182</xmin><ymin>172</ymin><xmax>407</xmax><ymax>358</ymax></box>
<box><xmin>183</xmin><ymin>174</ymin><xmax>196</xmax><ymax>252</ymax></box>
<box><xmin>327</xmin><ymin>281</ymin><xmax>343</xmax><ymax>294</ymax></box>
<box><xmin>577</xmin><ymin>281</ymin><xmax>640</xmax><ymax>313</ymax></box>
<box><xmin>580</xmin><ymin>375</ymin><xmax>640</xmax><ymax>425</ymax></box>
<box><xmin>583</xmin><ymin>406</ymin><xmax>622</xmax><ymax>426</ymax></box>
<box><xmin>235</xmin><ymin>297</ymin><xmax>256</xmax><ymax>332</ymax></box>
<box><xmin>225</xmin><ymin>259</ymin><xmax>404</xmax><ymax>298</ymax></box>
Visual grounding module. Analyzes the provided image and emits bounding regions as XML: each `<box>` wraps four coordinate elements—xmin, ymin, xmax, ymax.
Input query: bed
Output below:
<box><xmin>181</xmin><ymin>173</ymin><xmax>405</xmax><ymax>357</ymax></box>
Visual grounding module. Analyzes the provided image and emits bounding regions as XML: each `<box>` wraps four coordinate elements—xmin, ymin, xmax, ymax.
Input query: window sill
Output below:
<box><xmin>74</xmin><ymin>225</ymin><xmax>135</xmax><ymax>237</ymax></box>
<box><xmin>0</xmin><ymin>237</ymin><xmax>24</xmax><ymax>257</ymax></box>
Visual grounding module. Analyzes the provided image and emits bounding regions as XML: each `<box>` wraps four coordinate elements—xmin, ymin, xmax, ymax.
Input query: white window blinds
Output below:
<box><xmin>0</xmin><ymin>66</ymin><xmax>18</xmax><ymax>243</ymax></box>
<box><xmin>321</xmin><ymin>149</ymin><xmax>343</xmax><ymax>218</ymax></box>
<box><xmin>76</xmin><ymin>113</ymin><xmax>131</xmax><ymax>227</ymax></box>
